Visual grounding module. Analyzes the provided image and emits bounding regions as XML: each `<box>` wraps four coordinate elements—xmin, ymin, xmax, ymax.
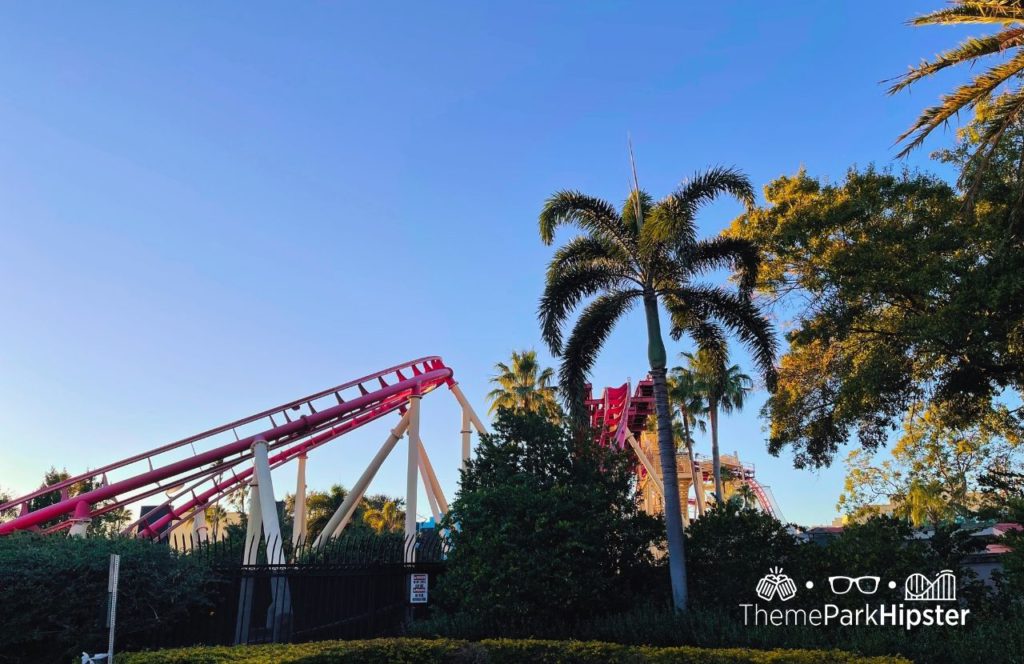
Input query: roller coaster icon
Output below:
<box><xmin>904</xmin><ymin>570</ymin><xmax>957</xmax><ymax>602</ymax></box>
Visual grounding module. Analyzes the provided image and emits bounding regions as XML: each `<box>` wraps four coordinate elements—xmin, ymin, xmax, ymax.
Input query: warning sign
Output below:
<box><xmin>410</xmin><ymin>573</ymin><xmax>429</xmax><ymax>604</ymax></box>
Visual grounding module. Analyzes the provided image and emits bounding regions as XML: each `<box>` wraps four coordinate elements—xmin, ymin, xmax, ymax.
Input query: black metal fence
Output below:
<box><xmin>154</xmin><ymin>530</ymin><xmax>448</xmax><ymax>648</ymax></box>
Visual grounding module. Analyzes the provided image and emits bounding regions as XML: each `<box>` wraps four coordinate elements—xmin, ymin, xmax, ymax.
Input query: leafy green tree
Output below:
<box><xmin>667</xmin><ymin>363</ymin><xmax>708</xmax><ymax>513</ymax></box>
<box><xmin>0</xmin><ymin>488</ymin><xmax>16</xmax><ymax>523</ymax></box>
<box><xmin>685</xmin><ymin>350</ymin><xmax>753</xmax><ymax>502</ymax></box>
<box><xmin>486</xmin><ymin>349</ymin><xmax>560</xmax><ymax>417</ymax></box>
<box><xmin>728</xmin><ymin>155</ymin><xmax>1024</xmax><ymax>468</ymax></box>
<box><xmin>685</xmin><ymin>502</ymin><xmax>800</xmax><ymax>609</ymax></box>
<box><xmin>839</xmin><ymin>403</ymin><xmax>1024</xmax><ymax>526</ymax></box>
<box><xmin>538</xmin><ymin>169</ymin><xmax>777</xmax><ymax>609</ymax></box>
<box><xmin>26</xmin><ymin>467</ymin><xmax>130</xmax><ymax>536</ymax></box>
<box><xmin>362</xmin><ymin>499</ymin><xmax>404</xmax><ymax>533</ymax></box>
<box><xmin>438</xmin><ymin>408</ymin><xmax>664</xmax><ymax>627</ymax></box>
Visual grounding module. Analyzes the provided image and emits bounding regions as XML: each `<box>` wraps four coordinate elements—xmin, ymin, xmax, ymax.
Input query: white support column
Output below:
<box><xmin>235</xmin><ymin>476</ymin><xmax>261</xmax><ymax>644</ymax></box>
<box><xmin>313</xmin><ymin>412</ymin><xmax>412</xmax><ymax>547</ymax></box>
<box><xmin>242</xmin><ymin>477</ymin><xmax>262</xmax><ymax>565</ymax></box>
<box><xmin>460</xmin><ymin>408</ymin><xmax>472</xmax><ymax>470</ymax></box>
<box><xmin>68</xmin><ymin>501</ymin><xmax>91</xmax><ymax>538</ymax></box>
<box><xmin>448</xmin><ymin>381</ymin><xmax>488</xmax><ymax>435</ymax></box>
<box><xmin>627</xmin><ymin>433</ymin><xmax>664</xmax><ymax>497</ymax></box>
<box><xmin>292</xmin><ymin>453</ymin><xmax>308</xmax><ymax>548</ymax></box>
<box><xmin>405</xmin><ymin>391</ymin><xmax>422</xmax><ymax>563</ymax></box>
<box><xmin>418</xmin><ymin>439</ymin><xmax>449</xmax><ymax>514</ymax></box>
<box><xmin>251</xmin><ymin>438</ymin><xmax>292</xmax><ymax>641</ymax></box>
<box><xmin>417</xmin><ymin>451</ymin><xmax>442</xmax><ymax>524</ymax></box>
<box><xmin>193</xmin><ymin>508</ymin><xmax>209</xmax><ymax>544</ymax></box>
<box><xmin>252</xmin><ymin>439</ymin><xmax>284</xmax><ymax>565</ymax></box>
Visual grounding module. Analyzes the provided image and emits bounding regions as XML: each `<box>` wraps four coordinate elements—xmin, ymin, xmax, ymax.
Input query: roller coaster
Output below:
<box><xmin>0</xmin><ymin>358</ymin><xmax>781</xmax><ymax>548</ymax></box>
<box><xmin>584</xmin><ymin>378</ymin><xmax>783</xmax><ymax>524</ymax></box>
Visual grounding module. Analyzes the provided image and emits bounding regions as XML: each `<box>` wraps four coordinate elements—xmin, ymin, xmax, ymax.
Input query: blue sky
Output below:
<box><xmin>0</xmin><ymin>3</ymin><xmax>978</xmax><ymax>526</ymax></box>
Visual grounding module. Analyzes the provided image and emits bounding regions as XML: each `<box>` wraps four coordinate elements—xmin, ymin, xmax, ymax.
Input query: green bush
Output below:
<box><xmin>0</xmin><ymin>534</ymin><xmax>222</xmax><ymax>664</ymax></box>
<box><xmin>119</xmin><ymin>638</ymin><xmax>909</xmax><ymax>664</ymax></box>
<box><xmin>437</xmin><ymin>409</ymin><xmax>667</xmax><ymax>625</ymax></box>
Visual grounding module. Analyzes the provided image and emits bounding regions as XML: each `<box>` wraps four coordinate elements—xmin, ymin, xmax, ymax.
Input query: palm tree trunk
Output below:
<box><xmin>710</xmin><ymin>401</ymin><xmax>722</xmax><ymax>504</ymax></box>
<box><xmin>681</xmin><ymin>414</ymin><xmax>704</xmax><ymax>517</ymax></box>
<box><xmin>644</xmin><ymin>295</ymin><xmax>688</xmax><ymax>611</ymax></box>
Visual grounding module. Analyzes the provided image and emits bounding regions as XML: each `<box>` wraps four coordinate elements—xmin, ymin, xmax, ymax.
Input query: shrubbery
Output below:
<box><xmin>120</xmin><ymin>638</ymin><xmax>910</xmax><ymax>663</ymax></box>
<box><xmin>0</xmin><ymin>534</ymin><xmax>222</xmax><ymax>664</ymax></box>
<box><xmin>436</xmin><ymin>408</ymin><xmax>667</xmax><ymax>626</ymax></box>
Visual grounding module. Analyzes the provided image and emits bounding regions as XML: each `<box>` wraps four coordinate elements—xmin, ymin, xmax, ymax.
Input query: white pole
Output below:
<box><xmin>292</xmin><ymin>453</ymin><xmax>308</xmax><ymax>548</ymax></box>
<box><xmin>460</xmin><ymin>407</ymin><xmax>472</xmax><ymax>470</ymax></box>
<box><xmin>627</xmin><ymin>433</ymin><xmax>664</xmax><ymax>497</ymax></box>
<box><xmin>418</xmin><ymin>439</ymin><xmax>449</xmax><ymax>513</ymax></box>
<box><xmin>69</xmin><ymin>502</ymin><xmax>90</xmax><ymax>538</ymax></box>
<box><xmin>193</xmin><ymin>509</ymin><xmax>209</xmax><ymax>544</ymax></box>
<box><xmin>313</xmin><ymin>412</ymin><xmax>412</xmax><ymax>547</ymax></box>
<box><xmin>235</xmin><ymin>476</ymin><xmax>261</xmax><ymax>644</ymax></box>
<box><xmin>106</xmin><ymin>553</ymin><xmax>120</xmax><ymax>663</ymax></box>
<box><xmin>405</xmin><ymin>391</ymin><xmax>422</xmax><ymax>563</ymax></box>
<box><xmin>242</xmin><ymin>479</ymin><xmax>262</xmax><ymax>564</ymax></box>
<box><xmin>448</xmin><ymin>381</ymin><xmax>488</xmax><ymax>435</ymax></box>
<box><xmin>251</xmin><ymin>439</ymin><xmax>292</xmax><ymax>641</ymax></box>
<box><xmin>417</xmin><ymin>450</ymin><xmax>442</xmax><ymax>524</ymax></box>
<box><xmin>251</xmin><ymin>439</ymin><xmax>284</xmax><ymax>565</ymax></box>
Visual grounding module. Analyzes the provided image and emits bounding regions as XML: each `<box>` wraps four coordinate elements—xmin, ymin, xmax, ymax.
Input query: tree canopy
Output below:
<box><xmin>727</xmin><ymin>139</ymin><xmax>1024</xmax><ymax>467</ymax></box>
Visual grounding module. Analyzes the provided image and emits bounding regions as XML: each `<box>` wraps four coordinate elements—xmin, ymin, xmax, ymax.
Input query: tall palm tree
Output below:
<box><xmin>668</xmin><ymin>361</ymin><xmax>709</xmax><ymax>515</ymax></box>
<box><xmin>486</xmin><ymin>350</ymin><xmax>560</xmax><ymax>416</ymax></box>
<box><xmin>889</xmin><ymin>2</ymin><xmax>1024</xmax><ymax>170</ymax></box>
<box><xmin>538</xmin><ymin>167</ymin><xmax>777</xmax><ymax>611</ymax></box>
<box><xmin>363</xmin><ymin>499</ymin><xmax>404</xmax><ymax>534</ymax></box>
<box><xmin>689</xmin><ymin>349</ymin><xmax>753</xmax><ymax>504</ymax></box>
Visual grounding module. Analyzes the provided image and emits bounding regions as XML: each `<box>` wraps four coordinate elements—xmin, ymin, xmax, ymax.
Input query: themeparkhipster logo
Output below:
<box><xmin>741</xmin><ymin>568</ymin><xmax>969</xmax><ymax>630</ymax></box>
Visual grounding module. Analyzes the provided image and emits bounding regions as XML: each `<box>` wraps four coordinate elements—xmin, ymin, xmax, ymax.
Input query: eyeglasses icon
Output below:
<box><xmin>828</xmin><ymin>576</ymin><xmax>880</xmax><ymax>595</ymax></box>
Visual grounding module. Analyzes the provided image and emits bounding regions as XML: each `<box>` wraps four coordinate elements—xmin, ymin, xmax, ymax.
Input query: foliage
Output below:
<box><xmin>119</xmin><ymin>637</ymin><xmax>911</xmax><ymax>664</ymax></box>
<box><xmin>888</xmin><ymin>1</ymin><xmax>1024</xmax><ymax>214</ymax></box>
<box><xmin>0</xmin><ymin>534</ymin><xmax>222</xmax><ymax>664</ymax></box>
<box><xmin>839</xmin><ymin>403</ymin><xmax>1024</xmax><ymax>525</ymax></box>
<box><xmin>23</xmin><ymin>467</ymin><xmax>131</xmax><ymax>536</ymax></box>
<box><xmin>727</xmin><ymin>156</ymin><xmax>1024</xmax><ymax>468</ymax></box>
<box><xmin>685</xmin><ymin>503</ymin><xmax>802</xmax><ymax>609</ymax></box>
<box><xmin>291</xmin><ymin>484</ymin><xmax>404</xmax><ymax>542</ymax></box>
<box><xmin>436</xmin><ymin>407</ymin><xmax>665</xmax><ymax>626</ymax></box>
<box><xmin>362</xmin><ymin>499</ymin><xmax>403</xmax><ymax>533</ymax></box>
<box><xmin>486</xmin><ymin>349</ymin><xmax>561</xmax><ymax>417</ymax></box>
<box><xmin>537</xmin><ymin>167</ymin><xmax>778</xmax><ymax>610</ymax></box>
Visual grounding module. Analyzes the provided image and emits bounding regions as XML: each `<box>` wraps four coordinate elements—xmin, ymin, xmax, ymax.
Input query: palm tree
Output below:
<box><xmin>889</xmin><ymin>2</ymin><xmax>1024</xmax><ymax>171</ymax></box>
<box><xmin>689</xmin><ymin>349</ymin><xmax>753</xmax><ymax>504</ymax></box>
<box><xmin>538</xmin><ymin>167</ymin><xmax>777</xmax><ymax>611</ymax></box>
<box><xmin>486</xmin><ymin>350</ymin><xmax>560</xmax><ymax>416</ymax></box>
<box><xmin>668</xmin><ymin>362</ymin><xmax>709</xmax><ymax>515</ymax></box>
<box><xmin>363</xmin><ymin>499</ymin><xmax>404</xmax><ymax>534</ymax></box>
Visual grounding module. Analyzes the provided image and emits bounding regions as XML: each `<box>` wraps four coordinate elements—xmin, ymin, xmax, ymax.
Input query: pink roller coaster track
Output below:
<box><xmin>0</xmin><ymin>357</ymin><xmax>464</xmax><ymax>537</ymax></box>
<box><xmin>584</xmin><ymin>377</ymin><xmax>783</xmax><ymax>520</ymax></box>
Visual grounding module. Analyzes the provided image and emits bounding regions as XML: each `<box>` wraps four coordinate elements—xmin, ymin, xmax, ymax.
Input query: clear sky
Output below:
<box><xmin>0</xmin><ymin>3</ymin><xmax>978</xmax><ymax>526</ymax></box>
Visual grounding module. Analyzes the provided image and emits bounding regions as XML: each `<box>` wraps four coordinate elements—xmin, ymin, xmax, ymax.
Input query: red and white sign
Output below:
<box><xmin>410</xmin><ymin>573</ymin><xmax>429</xmax><ymax>604</ymax></box>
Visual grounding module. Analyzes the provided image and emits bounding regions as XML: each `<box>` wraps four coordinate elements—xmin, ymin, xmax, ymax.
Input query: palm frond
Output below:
<box><xmin>895</xmin><ymin>49</ymin><xmax>1024</xmax><ymax>157</ymax></box>
<box><xmin>665</xmin><ymin>285</ymin><xmax>778</xmax><ymax>391</ymax></box>
<box><xmin>887</xmin><ymin>33</ymin><xmax>1018</xmax><ymax>94</ymax></box>
<box><xmin>684</xmin><ymin>236</ymin><xmax>761</xmax><ymax>295</ymax></box>
<box><xmin>644</xmin><ymin>167</ymin><xmax>754</xmax><ymax>249</ymax></box>
<box><xmin>539</xmin><ymin>191</ymin><xmax>636</xmax><ymax>258</ymax></box>
<box><xmin>911</xmin><ymin>3</ymin><xmax>1024</xmax><ymax>26</ymax></box>
<box><xmin>539</xmin><ymin>262</ymin><xmax>627</xmax><ymax>355</ymax></box>
<box><xmin>621</xmin><ymin>190</ymin><xmax>654</xmax><ymax>235</ymax></box>
<box><xmin>559</xmin><ymin>290</ymin><xmax>638</xmax><ymax>421</ymax></box>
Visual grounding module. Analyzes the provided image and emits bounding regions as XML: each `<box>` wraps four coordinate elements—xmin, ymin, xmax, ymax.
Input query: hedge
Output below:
<box><xmin>119</xmin><ymin>638</ymin><xmax>911</xmax><ymax>663</ymax></box>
